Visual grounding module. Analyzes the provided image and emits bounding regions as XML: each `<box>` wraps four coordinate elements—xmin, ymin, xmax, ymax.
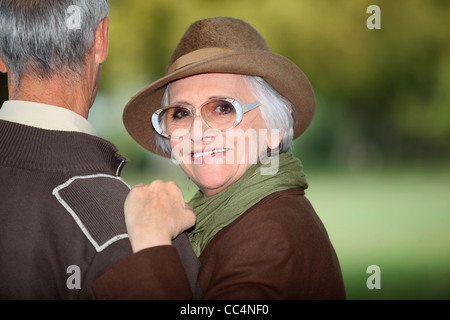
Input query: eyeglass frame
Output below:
<box><xmin>151</xmin><ymin>98</ymin><xmax>260</xmax><ymax>138</ymax></box>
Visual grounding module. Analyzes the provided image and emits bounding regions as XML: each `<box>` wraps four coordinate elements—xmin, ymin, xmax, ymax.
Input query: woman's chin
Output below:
<box><xmin>185</xmin><ymin>162</ymin><xmax>247</xmax><ymax>197</ymax></box>
<box><xmin>196</xmin><ymin>178</ymin><xmax>227</xmax><ymax>195</ymax></box>
<box><xmin>191</xmin><ymin>170</ymin><xmax>232</xmax><ymax>197</ymax></box>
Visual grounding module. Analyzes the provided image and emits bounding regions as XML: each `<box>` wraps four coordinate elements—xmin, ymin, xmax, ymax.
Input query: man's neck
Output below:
<box><xmin>10</xmin><ymin>75</ymin><xmax>92</xmax><ymax>119</ymax></box>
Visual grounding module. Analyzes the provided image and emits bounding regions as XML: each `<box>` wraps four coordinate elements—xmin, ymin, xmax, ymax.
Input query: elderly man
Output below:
<box><xmin>0</xmin><ymin>0</ymin><xmax>199</xmax><ymax>299</ymax></box>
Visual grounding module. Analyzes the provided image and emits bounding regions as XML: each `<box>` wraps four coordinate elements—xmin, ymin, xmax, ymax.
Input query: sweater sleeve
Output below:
<box><xmin>92</xmin><ymin>245</ymin><xmax>193</xmax><ymax>300</ymax></box>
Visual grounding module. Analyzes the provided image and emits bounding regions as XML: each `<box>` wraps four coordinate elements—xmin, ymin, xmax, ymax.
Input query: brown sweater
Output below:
<box><xmin>93</xmin><ymin>187</ymin><xmax>346</xmax><ymax>299</ymax></box>
<box><xmin>0</xmin><ymin>120</ymin><xmax>200</xmax><ymax>299</ymax></box>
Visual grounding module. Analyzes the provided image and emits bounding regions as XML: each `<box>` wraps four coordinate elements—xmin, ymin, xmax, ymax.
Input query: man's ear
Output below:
<box><xmin>0</xmin><ymin>56</ymin><xmax>8</xmax><ymax>73</ymax></box>
<box><xmin>94</xmin><ymin>17</ymin><xmax>109</xmax><ymax>64</ymax></box>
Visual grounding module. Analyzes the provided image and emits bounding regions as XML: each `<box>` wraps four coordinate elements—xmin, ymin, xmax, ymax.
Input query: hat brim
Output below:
<box><xmin>123</xmin><ymin>50</ymin><xmax>316</xmax><ymax>157</ymax></box>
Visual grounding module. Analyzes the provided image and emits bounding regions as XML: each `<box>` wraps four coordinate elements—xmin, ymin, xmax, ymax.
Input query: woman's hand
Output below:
<box><xmin>124</xmin><ymin>180</ymin><xmax>196</xmax><ymax>253</ymax></box>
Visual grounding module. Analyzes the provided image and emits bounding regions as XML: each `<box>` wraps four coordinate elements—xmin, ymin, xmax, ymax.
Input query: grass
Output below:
<box><xmin>122</xmin><ymin>158</ymin><xmax>450</xmax><ymax>300</ymax></box>
<box><xmin>304</xmin><ymin>165</ymin><xmax>450</xmax><ymax>299</ymax></box>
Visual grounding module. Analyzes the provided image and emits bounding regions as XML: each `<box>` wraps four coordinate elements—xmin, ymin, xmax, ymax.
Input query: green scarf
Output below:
<box><xmin>188</xmin><ymin>152</ymin><xmax>308</xmax><ymax>257</ymax></box>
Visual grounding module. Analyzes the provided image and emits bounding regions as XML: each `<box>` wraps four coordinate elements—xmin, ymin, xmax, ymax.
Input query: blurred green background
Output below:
<box><xmin>1</xmin><ymin>0</ymin><xmax>449</xmax><ymax>299</ymax></box>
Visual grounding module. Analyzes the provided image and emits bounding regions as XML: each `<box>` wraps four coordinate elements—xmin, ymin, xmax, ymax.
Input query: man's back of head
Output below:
<box><xmin>0</xmin><ymin>0</ymin><xmax>109</xmax><ymax>87</ymax></box>
<box><xmin>0</xmin><ymin>0</ymin><xmax>110</xmax><ymax>116</ymax></box>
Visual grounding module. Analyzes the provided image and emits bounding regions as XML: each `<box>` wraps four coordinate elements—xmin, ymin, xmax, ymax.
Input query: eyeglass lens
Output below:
<box><xmin>159</xmin><ymin>100</ymin><xmax>237</xmax><ymax>135</ymax></box>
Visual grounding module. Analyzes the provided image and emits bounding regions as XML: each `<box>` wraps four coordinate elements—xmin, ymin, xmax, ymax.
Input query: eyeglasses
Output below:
<box><xmin>152</xmin><ymin>98</ymin><xmax>260</xmax><ymax>138</ymax></box>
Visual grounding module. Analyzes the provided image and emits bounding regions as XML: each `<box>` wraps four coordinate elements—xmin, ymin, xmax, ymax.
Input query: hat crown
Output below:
<box><xmin>123</xmin><ymin>16</ymin><xmax>315</xmax><ymax>156</ymax></box>
<box><xmin>168</xmin><ymin>17</ymin><xmax>270</xmax><ymax>71</ymax></box>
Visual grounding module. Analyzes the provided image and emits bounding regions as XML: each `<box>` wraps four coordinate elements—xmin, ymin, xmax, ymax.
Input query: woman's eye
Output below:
<box><xmin>172</xmin><ymin>108</ymin><xmax>191</xmax><ymax>119</ymax></box>
<box><xmin>215</xmin><ymin>103</ymin><xmax>233</xmax><ymax>114</ymax></box>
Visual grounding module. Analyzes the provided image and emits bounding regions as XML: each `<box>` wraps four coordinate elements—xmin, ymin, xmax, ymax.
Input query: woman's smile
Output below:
<box><xmin>191</xmin><ymin>147</ymin><xmax>230</xmax><ymax>159</ymax></box>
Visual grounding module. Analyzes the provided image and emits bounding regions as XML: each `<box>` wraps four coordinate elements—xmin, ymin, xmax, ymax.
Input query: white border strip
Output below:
<box><xmin>52</xmin><ymin>174</ymin><xmax>130</xmax><ymax>252</ymax></box>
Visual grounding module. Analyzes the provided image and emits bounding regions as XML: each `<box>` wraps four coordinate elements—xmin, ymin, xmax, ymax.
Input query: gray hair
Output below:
<box><xmin>0</xmin><ymin>0</ymin><xmax>109</xmax><ymax>86</ymax></box>
<box><xmin>154</xmin><ymin>75</ymin><xmax>296</xmax><ymax>156</ymax></box>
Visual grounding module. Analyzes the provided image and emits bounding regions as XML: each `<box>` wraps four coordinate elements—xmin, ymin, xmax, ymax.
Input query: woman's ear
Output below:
<box><xmin>267</xmin><ymin>129</ymin><xmax>284</xmax><ymax>150</ymax></box>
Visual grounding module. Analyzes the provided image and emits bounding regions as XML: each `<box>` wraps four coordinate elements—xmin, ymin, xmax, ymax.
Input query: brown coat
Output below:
<box><xmin>93</xmin><ymin>188</ymin><xmax>346</xmax><ymax>299</ymax></box>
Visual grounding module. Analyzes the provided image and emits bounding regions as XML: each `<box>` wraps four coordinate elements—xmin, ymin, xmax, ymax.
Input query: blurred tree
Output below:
<box><xmin>1</xmin><ymin>0</ymin><xmax>449</xmax><ymax>168</ymax></box>
<box><xmin>99</xmin><ymin>0</ymin><xmax>450</xmax><ymax>168</ymax></box>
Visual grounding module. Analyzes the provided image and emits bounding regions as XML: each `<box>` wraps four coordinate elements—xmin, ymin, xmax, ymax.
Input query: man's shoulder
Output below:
<box><xmin>52</xmin><ymin>174</ymin><xmax>131</xmax><ymax>252</ymax></box>
<box><xmin>0</xmin><ymin>119</ymin><xmax>127</xmax><ymax>176</ymax></box>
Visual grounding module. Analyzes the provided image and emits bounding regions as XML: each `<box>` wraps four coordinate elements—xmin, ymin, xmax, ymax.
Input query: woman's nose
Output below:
<box><xmin>189</xmin><ymin>118</ymin><xmax>217</xmax><ymax>144</ymax></box>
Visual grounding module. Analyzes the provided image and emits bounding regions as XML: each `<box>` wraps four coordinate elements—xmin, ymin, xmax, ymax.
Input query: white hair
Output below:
<box><xmin>0</xmin><ymin>0</ymin><xmax>109</xmax><ymax>86</ymax></box>
<box><xmin>243</xmin><ymin>75</ymin><xmax>296</xmax><ymax>153</ymax></box>
<box><xmin>154</xmin><ymin>74</ymin><xmax>296</xmax><ymax>156</ymax></box>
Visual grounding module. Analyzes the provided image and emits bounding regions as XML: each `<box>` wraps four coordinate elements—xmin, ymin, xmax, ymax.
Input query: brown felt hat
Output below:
<box><xmin>123</xmin><ymin>17</ymin><xmax>316</xmax><ymax>157</ymax></box>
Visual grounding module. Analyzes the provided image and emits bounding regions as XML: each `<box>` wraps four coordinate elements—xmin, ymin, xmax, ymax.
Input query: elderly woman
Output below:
<box><xmin>93</xmin><ymin>17</ymin><xmax>345</xmax><ymax>300</ymax></box>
